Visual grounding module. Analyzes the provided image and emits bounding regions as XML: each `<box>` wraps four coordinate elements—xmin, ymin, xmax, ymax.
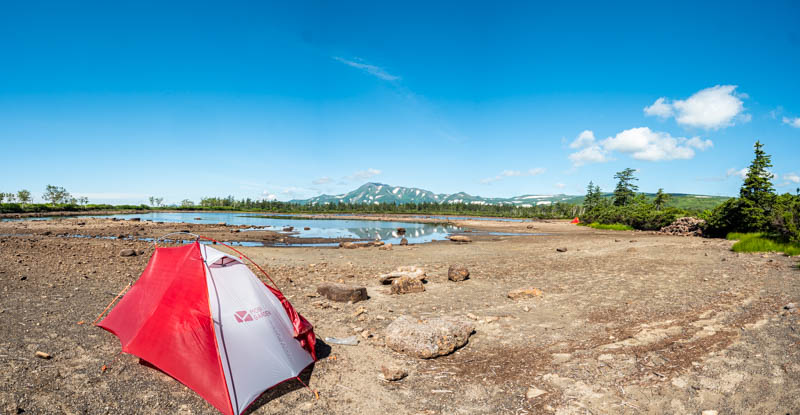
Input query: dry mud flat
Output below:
<box><xmin>1</xmin><ymin>217</ymin><xmax>799</xmax><ymax>414</ymax></box>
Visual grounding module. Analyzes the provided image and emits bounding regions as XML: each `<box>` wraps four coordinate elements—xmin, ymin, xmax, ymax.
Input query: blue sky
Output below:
<box><xmin>1</xmin><ymin>1</ymin><xmax>798</xmax><ymax>204</ymax></box>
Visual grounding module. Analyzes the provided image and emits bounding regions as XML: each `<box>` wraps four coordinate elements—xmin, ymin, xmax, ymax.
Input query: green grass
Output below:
<box><xmin>726</xmin><ymin>232</ymin><xmax>800</xmax><ymax>256</ymax></box>
<box><xmin>586</xmin><ymin>222</ymin><xmax>634</xmax><ymax>231</ymax></box>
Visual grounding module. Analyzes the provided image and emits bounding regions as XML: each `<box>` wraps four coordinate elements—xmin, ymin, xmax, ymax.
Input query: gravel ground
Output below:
<box><xmin>1</xmin><ymin>216</ymin><xmax>799</xmax><ymax>414</ymax></box>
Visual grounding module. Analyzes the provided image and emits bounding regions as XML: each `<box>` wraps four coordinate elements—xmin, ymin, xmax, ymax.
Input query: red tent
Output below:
<box><xmin>98</xmin><ymin>241</ymin><xmax>315</xmax><ymax>415</ymax></box>
<box><xmin>571</xmin><ymin>217</ymin><xmax>580</xmax><ymax>224</ymax></box>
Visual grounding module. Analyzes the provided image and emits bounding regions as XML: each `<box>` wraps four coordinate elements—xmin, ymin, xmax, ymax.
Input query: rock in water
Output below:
<box><xmin>119</xmin><ymin>249</ymin><xmax>137</xmax><ymax>257</ymax></box>
<box><xmin>448</xmin><ymin>235</ymin><xmax>472</xmax><ymax>243</ymax></box>
<box><xmin>384</xmin><ymin>315</ymin><xmax>475</xmax><ymax>358</ymax></box>
<box><xmin>391</xmin><ymin>277</ymin><xmax>425</xmax><ymax>294</ymax></box>
<box><xmin>400</xmin><ymin>238</ymin><xmax>409</xmax><ymax>246</ymax></box>
<box><xmin>396</xmin><ymin>227</ymin><xmax>406</xmax><ymax>234</ymax></box>
<box><xmin>448</xmin><ymin>265</ymin><xmax>470</xmax><ymax>281</ymax></box>
<box><xmin>508</xmin><ymin>288</ymin><xmax>543</xmax><ymax>299</ymax></box>
<box><xmin>316</xmin><ymin>282</ymin><xmax>368</xmax><ymax>303</ymax></box>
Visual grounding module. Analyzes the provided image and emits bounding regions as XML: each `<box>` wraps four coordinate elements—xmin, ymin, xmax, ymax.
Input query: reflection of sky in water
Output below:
<box><xmin>30</xmin><ymin>212</ymin><xmax>461</xmax><ymax>244</ymax></box>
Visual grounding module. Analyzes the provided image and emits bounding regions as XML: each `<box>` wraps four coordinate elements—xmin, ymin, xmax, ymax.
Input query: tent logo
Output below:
<box><xmin>234</xmin><ymin>307</ymin><xmax>271</xmax><ymax>323</ymax></box>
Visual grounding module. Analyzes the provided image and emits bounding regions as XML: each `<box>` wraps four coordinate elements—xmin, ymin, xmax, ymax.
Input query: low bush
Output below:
<box><xmin>727</xmin><ymin>232</ymin><xmax>800</xmax><ymax>256</ymax></box>
<box><xmin>586</xmin><ymin>222</ymin><xmax>634</xmax><ymax>231</ymax></box>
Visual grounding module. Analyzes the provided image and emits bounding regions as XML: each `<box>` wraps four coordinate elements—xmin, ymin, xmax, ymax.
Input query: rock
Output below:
<box><xmin>35</xmin><ymin>351</ymin><xmax>51</xmax><ymax>359</ymax></box>
<box><xmin>379</xmin><ymin>243</ymin><xmax>393</xmax><ymax>251</ymax></box>
<box><xmin>19</xmin><ymin>276</ymin><xmax>27</xmax><ymax>281</ymax></box>
<box><xmin>194</xmin><ymin>217</ymin><xmax>202</xmax><ymax>220</ymax></box>
<box><xmin>526</xmin><ymin>387</ymin><xmax>547</xmax><ymax>399</ymax></box>
<box><xmin>701</xmin><ymin>411</ymin><xmax>718</xmax><ymax>415</ymax></box>
<box><xmin>508</xmin><ymin>288</ymin><xmax>543</xmax><ymax>300</ymax></box>
<box><xmin>129</xmin><ymin>218</ymin><xmax>141</xmax><ymax>222</ymax></box>
<box><xmin>526</xmin><ymin>225</ymin><xmax>535</xmax><ymax>229</ymax></box>
<box><xmin>341</xmin><ymin>242</ymin><xmax>358</xmax><ymax>249</ymax></box>
<box><xmin>379</xmin><ymin>266</ymin><xmax>426</xmax><ymax>284</ymax></box>
<box><xmin>381</xmin><ymin>365</ymin><xmax>408</xmax><ymax>381</ymax></box>
<box><xmin>448</xmin><ymin>235</ymin><xmax>472</xmax><ymax>243</ymax></box>
<box><xmin>556</xmin><ymin>247</ymin><xmax>568</xmax><ymax>252</ymax></box>
<box><xmin>384</xmin><ymin>315</ymin><xmax>475</xmax><ymax>358</ymax></box>
<box><xmin>396</xmin><ymin>227</ymin><xmax>406</xmax><ymax>234</ymax></box>
<box><xmin>660</xmin><ymin>217</ymin><xmax>706</xmax><ymax>236</ymax></box>
<box><xmin>283</xmin><ymin>226</ymin><xmax>294</xmax><ymax>232</ymax></box>
<box><xmin>119</xmin><ymin>249</ymin><xmax>137</xmax><ymax>257</ymax></box>
<box><xmin>373</xmin><ymin>241</ymin><xmax>385</xmax><ymax>246</ymax></box>
<box><xmin>316</xmin><ymin>282</ymin><xmax>368</xmax><ymax>303</ymax></box>
<box><xmin>448</xmin><ymin>265</ymin><xmax>470</xmax><ymax>281</ymax></box>
<box><xmin>400</xmin><ymin>238</ymin><xmax>409</xmax><ymax>246</ymax></box>
<box><xmin>304</xmin><ymin>227</ymin><xmax>311</xmax><ymax>230</ymax></box>
<box><xmin>784</xmin><ymin>303</ymin><xmax>797</xmax><ymax>310</ymax></box>
<box><xmin>391</xmin><ymin>276</ymin><xmax>425</xmax><ymax>294</ymax></box>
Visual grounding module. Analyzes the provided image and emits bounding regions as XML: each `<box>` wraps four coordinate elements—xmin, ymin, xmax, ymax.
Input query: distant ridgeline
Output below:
<box><xmin>0</xmin><ymin>182</ymin><xmax>730</xmax><ymax>219</ymax></box>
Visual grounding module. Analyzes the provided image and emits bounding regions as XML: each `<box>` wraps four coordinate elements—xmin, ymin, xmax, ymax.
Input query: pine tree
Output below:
<box><xmin>653</xmin><ymin>188</ymin><xmax>670</xmax><ymax>211</ymax></box>
<box><xmin>613</xmin><ymin>168</ymin><xmax>639</xmax><ymax>206</ymax></box>
<box><xmin>740</xmin><ymin>140</ymin><xmax>774</xmax><ymax>208</ymax></box>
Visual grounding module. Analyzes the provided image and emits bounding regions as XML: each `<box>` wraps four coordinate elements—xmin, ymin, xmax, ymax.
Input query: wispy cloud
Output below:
<box><xmin>346</xmin><ymin>168</ymin><xmax>382</xmax><ymax>182</ymax></box>
<box><xmin>783</xmin><ymin>173</ymin><xmax>800</xmax><ymax>184</ymax></box>
<box><xmin>481</xmin><ymin>168</ymin><xmax>545</xmax><ymax>185</ymax></box>
<box><xmin>782</xmin><ymin>116</ymin><xmax>800</xmax><ymax>128</ymax></box>
<box><xmin>333</xmin><ymin>57</ymin><xmax>399</xmax><ymax>81</ymax></box>
<box><xmin>726</xmin><ymin>167</ymin><xmax>748</xmax><ymax>180</ymax></box>
<box><xmin>312</xmin><ymin>176</ymin><xmax>333</xmax><ymax>185</ymax></box>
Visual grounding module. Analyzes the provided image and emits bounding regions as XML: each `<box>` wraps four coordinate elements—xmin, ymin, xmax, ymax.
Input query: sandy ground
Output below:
<box><xmin>1</xmin><ymin>215</ymin><xmax>799</xmax><ymax>414</ymax></box>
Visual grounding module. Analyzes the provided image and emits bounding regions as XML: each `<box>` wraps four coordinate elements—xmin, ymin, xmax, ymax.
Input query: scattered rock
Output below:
<box><xmin>384</xmin><ymin>315</ymin><xmax>475</xmax><ymax>358</ymax></box>
<box><xmin>119</xmin><ymin>249</ymin><xmax>137</xmax><ymax>257</ymax></box>
<box><xmin>381</xmin><ymin>365</ymin><xmax>408</xmax><ymax>381</ymax></box>
<box><xmin>19</xmin><ymin>276</ymin><xmax>27</xmax><ymax>281</ymax></box>
<box><xmin>391</xmin><ymin>276</ymin><xmax>425</xmax><ymax>294</ymax></box>
<box><xmin>283</xmin><ymin>227</ymin><xmax>294</xmax><ymax>232</ymax></box>
<box><xmin>373</xmin><ymin>241</ymin><xmax>385</xmax><ymax>247</ymax></box>
<box><xmin>34</xmin><ymin>351</ymin><xmax>51</xmax><ymax>359</ymax></box>
<box><xmin>379</xmin><ymin>243</ymin><xmax>393</xmax><ymax>251</ymax></box>
<box><xmin>129</xmin><ymin>218</ymin><xmax>141</xmax><ymax>222</ymax></box>
<box><xmin>448</xmin><ymin>265</ymin><xmax>470</xmax><ymax>281</ymax></box>
<box><xmin>447</xmin><ymin>235</ymin><xmax>472</xmax><ymax>243</ymax></box>
<box><xmin>556</xmin><ymin>247</ymin><xmax>568</xmax><ymax>252</ymax></box>
<box><xmin>400</xmin><ymin>238</ymin><xmax>409</xmax><ymax>246</ymax></box>
<box><xmin>341</xmin><ymin>242</ymin><xmax>358</xmax><ymax>249</ymax></box>
<box><xmin>396</xmin><ymin>227</ymin><xmax>406</xmax><ymax>235</ymax></box>
<box><xmin>379</xmin><ymin>266</ymin><xmax>426</xmax><ymax>284</ymax></box>
<box><xmin>316</xmin><ymin>282</ymin><xmax>368</xmax><ymax>303</ymax></box>
<box><xmin>304</xmin><ymin>227</ymin><xmax>311</xmax><ymax>231</ymax></box>
<box><xmin>660</xmin><ymin>217</ymin><xmax>706</xmax><ymax>236</ymax></box>
<box><xmin>508</xmin><ymin>288</ymin><xmax>543</xmax><ymax>300</ymax></box>
<box><xmin>526</xmin><ymin>387</ymin><xmax>547</xmax><ymax>399</ymax></box>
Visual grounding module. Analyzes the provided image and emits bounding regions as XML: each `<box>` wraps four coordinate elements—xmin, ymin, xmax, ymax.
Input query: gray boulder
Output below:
<box><xmin>384</xmin><ymin>315</ymin><xmax>475</xmax><ymax>358</ymax></box>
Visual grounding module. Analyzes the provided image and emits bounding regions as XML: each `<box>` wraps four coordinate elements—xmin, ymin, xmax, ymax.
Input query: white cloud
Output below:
<box><xmin>555</xmin><ymin>182</ymin><xmax>566</xmax><ymax>189</ymax></box>
<box><xmin>569</xmin><ymin>130</ymin><xmax>596</xmax><ymax>149</ymax></box>
<box><xmin>569</xmin><ymin>144</ymin><xmax>609</xmax><ymax>166</ymax></box>
<box><xmin>784</xmin><ymin>173</ymin><xmax>800</xmax><ymax>184</ymax></box>
<box><xmin>262</xmin><ymin>193</ymin><xmax>277</xmax><ymax>201</ymax></box>
<box><xmin>333</xmin><ymin>57</ymin><xmax>399</xmax><ymax>81</ymax></box>
<box><xmin>782</xmin><ymin>116</ymin><xmax>800</xmax><ymax>128</ymax></box>
<box><xmin>346</xmin><ymin>168</ymin><xmax>382</xmax><ymax>182</ymax></box>
<box><xmin>312</xmin><ymin>176</ymin><xmax>333</xmax><ymax>185</ymax></box>
<box><xmin>726</xmin><ymin>167</ymin><xmax>748</xmax><ymax>180</ymax></box>
<box><xmin>568</xmin><ymin>127</ymin><xmax>712</xmax><ymax>166</ymax></box>
<box><xmin>480</xmin><ymin>168</ymin><xmax>546</xmax><ymax>184</ymax></box>
<box><xmin>644</xmin><ymin>85</ymin><xmax>748</xmax><ymax>130</ymax></box>
<box><xmin>643</xmin><ymin>97</ymin><xmax>674</xmax><ymax>118</ymax></box>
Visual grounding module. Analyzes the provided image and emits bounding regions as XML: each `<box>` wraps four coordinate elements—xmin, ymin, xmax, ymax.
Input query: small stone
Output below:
<box><xmin>526</xmin><ymin>387</ymin><xmax>547</xmax><ymax>399</ymax></box>
<box><xmin>508</xmin><ymin>288</ymin><xmax>543</xmax><ymax>300</ymax></box>
<box><xmin>400</xmin><ymin>238</ymin><xmax>409</xmax><ymax>246</ymax></box>
<box><xmin>304</xmin><ymin>227</ymin><xmax>311</xmax><ymax>230</ymax></box>
<box><xmin>784</xmin><ymin>303</ymin><xmax>797</xmax><ymax>310</ymax></box>
<box><xmin>35</xmin><ymin>351</ymin><xmax>51</xmax><ymax>359</ymax></box>
<box><xmin>466</xmin><ymin>313</ymin><xmax>478</xmax><ymax>320</ymax></box>
<box><xmin>316</xmin><ymin>282</ymin><xmax>368</xmax><ymax>303</ymax></box>
<box><xmin>447</xmin><ymin>235</ymin><xmax>472</xmax><ymax>243</ymax></box>
<box><xmin>701</xmin><ymin>411</ymin><xmax>718</xmax><ymax>415</ymax></box>
<box><xmin>556</xmin><ymin>247</ymin><xmax>567</xmax><ymax>252</ymax></box>
<box><xmin>448</xmin><ymin>265</ymin><xmax>470</xmax><ymax>281</ymax></box>
<box><xmin>19</xmin><ymin>276</ymin><xmax>27</xmax><ymax>281</ymax></box>
<box><xmin>379</xmin><ymin>243</ymin><xmax>393</xmax><ymax>251</ymax></box>
<box><xmin>341</xmin><ymin>242</ymin><xmax>358</xmax><ymax>249</ymax></box>
<box><xmin>119</xmin><ymin>249</ymin><xmax>136</xmax><ymax>257</ymax></box>
<box><xmin>381</xmin><ymin>365</ymin><xmax>408</xmax><ymax>381</ymax></box>
<box><xmin>391</xmin><ymin>277</ymin><xmax>425</xmax><ymax>294</ymax></box>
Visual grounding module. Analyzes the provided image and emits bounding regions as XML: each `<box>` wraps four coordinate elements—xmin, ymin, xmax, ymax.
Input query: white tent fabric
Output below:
<box><xmin>201</xmin><ymin>245</ymin><xmax>314</xmax><ymax>414</ymax></box>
